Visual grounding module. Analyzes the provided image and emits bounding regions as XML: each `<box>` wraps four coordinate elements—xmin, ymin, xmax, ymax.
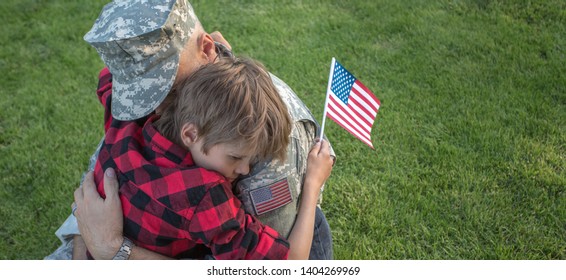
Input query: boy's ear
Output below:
<box><xmin>198</xmin><ymin>33</ymin><xmax>217</xmax><ymax>63</ymax></box>
<box><xmin>180</xmin><ymin>123</ymin><xmax>199</xmax><ymax>147</ymax></box>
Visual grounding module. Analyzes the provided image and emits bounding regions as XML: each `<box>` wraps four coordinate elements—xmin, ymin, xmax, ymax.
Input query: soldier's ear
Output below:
<box><xmin>180</xmin><ymin>123</ymin><xmax>199</xmax><ymax>147</ymax></box>
<box><xmin>198</xmin><ymin>33</ymin><xmax>216</xmax><ymax>63</ymax></box>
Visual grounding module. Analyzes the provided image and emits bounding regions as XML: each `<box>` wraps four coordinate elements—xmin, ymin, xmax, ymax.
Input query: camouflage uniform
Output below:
<box><xmin>45</xmin><ymin>0</ymin><xmax>335</xmax><ymax>259</ymax></box>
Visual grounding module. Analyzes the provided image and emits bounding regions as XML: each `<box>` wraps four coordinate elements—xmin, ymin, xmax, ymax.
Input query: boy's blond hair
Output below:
<box><xmin>155</xmin><ymin>57</ymin><xmax>291</xmax><ymax>161</ymax></box>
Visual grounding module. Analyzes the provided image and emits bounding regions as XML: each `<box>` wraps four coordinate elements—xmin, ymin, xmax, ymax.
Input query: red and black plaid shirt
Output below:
<box><xmin>93</xmin><ymin>67</ymin><xmax>290</xmax><ymax>259</ymax></box>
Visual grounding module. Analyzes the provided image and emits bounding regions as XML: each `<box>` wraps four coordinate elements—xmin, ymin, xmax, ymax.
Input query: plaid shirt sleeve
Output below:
<box><xmin>188</xmin><ymin>182</ymin><xmax>290</xmax><ymax>260</ymax></box>
<box><xmin>96</xmin><ymin>67</ymin><xmax>113</xmax><ymax>132</ymax></box>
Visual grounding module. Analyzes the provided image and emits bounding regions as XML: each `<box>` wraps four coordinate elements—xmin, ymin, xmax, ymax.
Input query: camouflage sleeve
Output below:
<box><xmin>235</xmin><ymin>121</ymin><xmax>306</xmax><ymax>238</ymax></box>
<box><xmin>235</xmin><ymin>118</ymin><xmax>329</xmax><ymax>237</ymax></box>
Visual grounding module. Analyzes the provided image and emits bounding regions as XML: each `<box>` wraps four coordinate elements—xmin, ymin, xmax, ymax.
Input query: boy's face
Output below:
<box><xmin>189</xmin><ymin>139</ymin><xmax>253</xmax><ymax>183</ymax></box>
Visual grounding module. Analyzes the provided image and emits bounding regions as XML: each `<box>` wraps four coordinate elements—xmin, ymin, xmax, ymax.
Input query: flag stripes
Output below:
<box><xmin>327</xmin><ymin>78</ymin><xmax>379</xmax><ymax>148</ymax></box>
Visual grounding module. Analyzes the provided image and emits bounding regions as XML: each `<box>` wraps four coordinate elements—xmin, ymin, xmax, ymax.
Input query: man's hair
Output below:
<box><xmin>155</xmin><ymin>57</ymin><xmax>292</xmax><ymax>161</ymax></box>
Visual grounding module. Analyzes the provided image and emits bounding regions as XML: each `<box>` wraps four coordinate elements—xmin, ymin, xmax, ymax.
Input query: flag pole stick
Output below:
<box><xmin>319</xmin><ymin>57</ymin><xmax>336</xmax><ymax>141</ymax></box>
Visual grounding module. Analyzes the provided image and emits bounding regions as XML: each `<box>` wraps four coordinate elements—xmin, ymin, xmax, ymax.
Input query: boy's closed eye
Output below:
<box><xmin>230</xmin><ymin>155</ymin><xmax>243</xmax><ymax>161</ymax></box>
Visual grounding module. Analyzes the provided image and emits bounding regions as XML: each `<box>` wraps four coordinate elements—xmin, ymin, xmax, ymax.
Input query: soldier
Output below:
<box><xmin>46</xmin><ymin>0</ymin><xmax>335</xmax><ymax>260</ymax></box>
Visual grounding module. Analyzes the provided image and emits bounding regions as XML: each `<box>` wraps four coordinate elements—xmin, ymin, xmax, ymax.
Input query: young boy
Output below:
<box><xmin>91</xmin><ymin>56</ymin><xmax>333</xmax><ymax>260</ymax></box>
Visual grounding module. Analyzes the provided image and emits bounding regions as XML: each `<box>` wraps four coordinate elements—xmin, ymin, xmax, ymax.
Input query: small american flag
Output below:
<box><xmin>250</xmin><ymin>179</ymin><xmax>292</xmax><ymax>215</ymax></box>
<box><xmin>323</xmin><ymin>58</ymin><xmax>380</xmax><ymax>148</ymax></box>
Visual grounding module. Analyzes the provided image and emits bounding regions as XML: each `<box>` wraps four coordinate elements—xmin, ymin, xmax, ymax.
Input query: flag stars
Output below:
<box><xmin>331</xmin><ymin>62</ymin><xmax>356</xmax><ymax>104</ymax></box>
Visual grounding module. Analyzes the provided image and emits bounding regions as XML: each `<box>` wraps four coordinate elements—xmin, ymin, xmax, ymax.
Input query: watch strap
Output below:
<box><xmin>112</xmin><ymin>237</ymin><xmax>134</xmax><ymax>260</ymax></box>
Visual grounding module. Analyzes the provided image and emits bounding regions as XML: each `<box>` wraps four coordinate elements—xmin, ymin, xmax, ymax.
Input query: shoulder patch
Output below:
<box><xmin>250</xmin><ymin>178</ymin><xmax>293</xmax><ymax>215</ymax></box>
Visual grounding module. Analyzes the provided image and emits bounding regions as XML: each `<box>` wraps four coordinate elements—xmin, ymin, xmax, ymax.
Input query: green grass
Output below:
<box><xmin>1</xmin><ymin>0</ymin><xmax>564</xmax><ymax>259</ymax></box>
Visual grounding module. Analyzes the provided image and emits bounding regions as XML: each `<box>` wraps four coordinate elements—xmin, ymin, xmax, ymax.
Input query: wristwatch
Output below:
<box><xmin>112</xmin><ymin>237</ymin><xmax>134</xmax><ymax>260</ymax></box>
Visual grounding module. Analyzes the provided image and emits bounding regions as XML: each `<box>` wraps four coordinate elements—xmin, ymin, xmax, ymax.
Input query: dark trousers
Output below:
<box><xmin>309</xmin><ymin>207</ymin><xmax>333</xmax><ymax>260</ymax></box>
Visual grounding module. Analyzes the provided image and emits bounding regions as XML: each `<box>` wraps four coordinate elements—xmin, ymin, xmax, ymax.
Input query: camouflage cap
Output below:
<box><xmin>84</xmin><ymin>0</ymin><xmax>198</xmax><ymax>120</ymax></box>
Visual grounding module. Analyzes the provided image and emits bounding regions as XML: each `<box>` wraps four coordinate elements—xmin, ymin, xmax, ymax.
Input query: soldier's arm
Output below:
<box><xmin>72</xmin><ymin>235</ymin><xmax>88</xmax><ymax>259</ymax></box>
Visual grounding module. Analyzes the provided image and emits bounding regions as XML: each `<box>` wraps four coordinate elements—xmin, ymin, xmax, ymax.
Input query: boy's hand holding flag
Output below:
<box><xmin>320</xmin><ymin>58</ymin><xmax>380</xmax><ymax>148</ymax></box>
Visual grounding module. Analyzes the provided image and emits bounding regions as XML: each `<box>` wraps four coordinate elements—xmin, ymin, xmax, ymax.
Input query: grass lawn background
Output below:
<box><xmin>0</xmin><ymin>0</ymin><xmax>564</xmax><ymax>259</ymax></box>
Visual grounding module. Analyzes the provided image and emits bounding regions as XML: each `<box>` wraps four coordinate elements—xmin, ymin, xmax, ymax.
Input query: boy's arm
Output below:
<box><xmin>96</xmin><ymin>67</ymin><xmax>113</xmax><ymax>132</ymax></box>
<box><xmin>188</xmin><ymin>182</ymin><xmax>290</xmax><ymax>260</ymax></box>
<box><xmin>73</xmin><ymin>170</ymin><xmax>174</xmax><ymax>260</ymax></box>
<box><xmin>96</xmin><ymin>67</ymin><xmax>112</xmax><ymax>106</ymax></box>
<box><xmin>286</xmin><ymin>140</ymin><xmax>333</xmax><ymax>259</ymax></box>
<box><xmin>286</xmin><ymin>185</ymin><xmax>318</xmax><ymax>259</ymax></box>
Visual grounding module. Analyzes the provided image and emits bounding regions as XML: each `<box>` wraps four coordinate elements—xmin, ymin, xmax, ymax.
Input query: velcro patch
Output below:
<box><xmin>250</xmin><ymin>178</ymin><xmax>292</xmax><ymax>215</ymax></box>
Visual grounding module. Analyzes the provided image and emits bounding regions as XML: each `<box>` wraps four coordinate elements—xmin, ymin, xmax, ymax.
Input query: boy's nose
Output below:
<box><xmin>235</xmin><ymin>162</ymin><xmax>250</xmax><ymax>176</ymax></box>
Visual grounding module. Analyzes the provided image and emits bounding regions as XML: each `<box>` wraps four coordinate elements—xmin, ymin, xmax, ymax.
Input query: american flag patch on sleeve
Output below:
<box><xmin>250</xmin><ymin>178</ymin><xmax>292</xmax><ymax>215</ymax></box>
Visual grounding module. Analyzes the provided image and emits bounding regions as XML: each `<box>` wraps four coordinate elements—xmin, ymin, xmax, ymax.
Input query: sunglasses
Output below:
<box><xmin>214</xmin><ymin>42</ymin><xmax>234</xmax><ymax>60</ymax></box>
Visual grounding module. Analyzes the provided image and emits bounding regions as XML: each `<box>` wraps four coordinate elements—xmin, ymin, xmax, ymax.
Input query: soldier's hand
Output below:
<box><xmin>73</xmin><ymin>169</ymin><xmax>124</xmax><ymax>259</ymax></box>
